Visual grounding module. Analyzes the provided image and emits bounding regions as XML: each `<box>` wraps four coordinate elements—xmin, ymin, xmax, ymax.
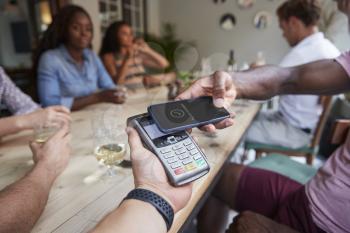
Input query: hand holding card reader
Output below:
<box><xmin>127</xmin><ymin>113</ymin><xmax>210</xmax><ymax>186</ymax></box>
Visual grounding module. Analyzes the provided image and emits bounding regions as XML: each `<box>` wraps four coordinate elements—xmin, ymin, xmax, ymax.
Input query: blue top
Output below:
<box><xmin>37</xmin><ymin>45</ymin><xmax>115</xmax><ymax>108</ymax></box>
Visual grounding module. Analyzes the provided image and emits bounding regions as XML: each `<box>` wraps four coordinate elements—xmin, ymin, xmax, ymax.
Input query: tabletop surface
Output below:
<box><xmin>0</xmin><ymin>87</ymin><xmax>260</xmax><ymax>233</ymax></box>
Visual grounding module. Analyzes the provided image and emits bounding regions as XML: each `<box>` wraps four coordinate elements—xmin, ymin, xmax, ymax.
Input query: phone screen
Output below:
<box><xmin>148</xmin><ymin>96</ymin><xmax>230</xmax><ymax>132</ymax></box>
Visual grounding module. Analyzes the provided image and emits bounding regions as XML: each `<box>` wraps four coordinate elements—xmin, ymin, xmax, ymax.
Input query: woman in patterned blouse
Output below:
<box><xmin>99</xmin><ymin>21</ymin><xmax>175</xmax><ymax>88</ymax></box>
<box><xmin>0</xmin><ymin>67</ymin><xmax>70</xmax><ymax>137</ymax></box>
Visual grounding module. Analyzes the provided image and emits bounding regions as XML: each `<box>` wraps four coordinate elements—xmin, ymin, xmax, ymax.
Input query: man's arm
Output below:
<box><xmin>176</xmin><ymin>58</ymin><xmax>350</xmax><ymax>132</ymax></box>
<box><xmin>91</xmin><ymin>127</ymin><xmax>192</xmax><ymax>233</ymax></box>
<box><xmin>0</xmin><ymin>125</ymin><xmax>70</xmax><ymax>233</ymax></box>
<box><xmin>234</xmin><ymin>59</ymin><xmax>350</xmax><ymax>100</ymax></box>
<box><xmin>0</xmin><ymin>162</ymin><xmax>56</xmax><ymax>233</ymax></box>
<box><xmin>92</xmin><ymin>199</ymin><xmax>167</xmax><ymax>233</ymax></box>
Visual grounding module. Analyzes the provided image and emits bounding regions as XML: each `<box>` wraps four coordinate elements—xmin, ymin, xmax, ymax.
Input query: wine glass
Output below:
<box><xmin>33</xmin><ymin>119</ymin><xmax>63</xmax><ymax>143</ymax></box>
<box><xmin>91</xmin><ymin>106</ymin><xmax>127</xmax><ymax>177</ymax></box>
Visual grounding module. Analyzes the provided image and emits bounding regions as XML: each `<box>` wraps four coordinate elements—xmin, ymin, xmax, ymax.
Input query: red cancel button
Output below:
<box><xmin>174</xmin><ymin>168</ymin><xmax>185</xmax><ymax>175</ymax></box>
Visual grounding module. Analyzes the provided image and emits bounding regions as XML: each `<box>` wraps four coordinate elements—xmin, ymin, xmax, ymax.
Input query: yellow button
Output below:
<box><xmin>185</xmin><ymin>163</ymin><xmax>197</xmax><ymax>171</ymax></box>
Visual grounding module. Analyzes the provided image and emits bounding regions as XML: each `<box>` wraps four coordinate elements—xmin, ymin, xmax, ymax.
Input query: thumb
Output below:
<box><xmin>212</xmin><ymin>71</ymin><xmax>230</xmax><ymax>108</ymax></box>
<box><xmin>126</xmin><ymin>127</ymin><xmax>145</xmax><ymax>160</ymax></box>
<box><xmin>29</xmin><ymin>141</ymin><xmax>41</xmax><ymax>153</ymax></box>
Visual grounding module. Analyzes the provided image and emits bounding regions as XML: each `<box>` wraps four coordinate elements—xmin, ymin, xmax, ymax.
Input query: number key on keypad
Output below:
<box><xmin>186</xmin><ymin>144</ymin><xmax>195</xmax><ymax>151</ymax></box>
<box><xmin>182</xmin><ymin>158</ymin><xmax>192</xmax><ymax>165</ymax></box>
<box><xmin>171</xmin><ymin>162</ymin><xmax>182</xmax><ymax>169</ymax></box>
<box><xmin>160</xmin><ymin>148</ymin><xmax>172</xmax><ymax>154</ymax></box>
<box><xmin>175</xmin><ymin>148</ymin><xmax>186</xmax><ymax>155</ymax></box>
<box><xmin>172</xmin><ymin>144</ymin><xmax>183</xmax><ymax>150</ymax></box>
<box><xmin>190</xmin><ymin>150</ymin><xmax>199</xmax><ymax>156</ymax></box>
<box><xmin>183</xmin><ymin>140</ymin><xmax>192</xmax><ymax>146</ymax></box>
<box><xmin>179</xmin><ymin>154</ymin><xmax>189</xmax><ymax>160</ymax></box>
<box><xmin>167</xmin><ymin>157</ymin><xmax>178</xmax><ymax>164</ymax></box>
<box><xmin>164</xmin><ymin>153</ymin><xmax>175</xmax><ymax>159</ymax></box>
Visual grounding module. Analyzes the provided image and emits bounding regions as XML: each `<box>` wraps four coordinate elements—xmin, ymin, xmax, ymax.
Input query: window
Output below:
<box><xmin>98</xmin><ymin>0</ymin><xmax>147</xmax><ymax>36</ymax></box>
<box><xmin>99</xmin><ymin>0</ymin><xmax>123</xmax><ymax>33</ymax></box>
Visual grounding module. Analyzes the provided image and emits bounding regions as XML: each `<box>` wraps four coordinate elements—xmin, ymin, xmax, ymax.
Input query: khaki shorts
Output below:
<box><xmin>245</xmin><ymin>111</ymin><xmax>312</xmax><ymax>149</ymax></box>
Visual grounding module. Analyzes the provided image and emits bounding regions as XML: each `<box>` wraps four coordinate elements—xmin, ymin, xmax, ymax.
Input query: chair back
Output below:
<box><xmin>330</xmin><ymin>119</ymin><xmax>350</xmax><ymax>145</ymax></box>
<box><xmin>310</xmin><ymin>96</ymin><xmax>333</xmax><ymax>149</ymax></box>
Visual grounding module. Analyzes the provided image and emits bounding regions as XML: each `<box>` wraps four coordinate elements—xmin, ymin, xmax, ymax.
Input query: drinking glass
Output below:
<box><xmin>91</xmin><ymin>106</ymin><xmax>127</xmax><ymax>177</ymax></box>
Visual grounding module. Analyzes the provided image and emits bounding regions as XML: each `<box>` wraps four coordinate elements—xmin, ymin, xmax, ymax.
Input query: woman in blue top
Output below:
<box><xmin>34</xmin><ymin>5</ymin><xmax>126</xmax><ymax>110</ymax></box>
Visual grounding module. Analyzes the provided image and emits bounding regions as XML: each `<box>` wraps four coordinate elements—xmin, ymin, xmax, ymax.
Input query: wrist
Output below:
<box><xmin>31</xmin><ymin>161</ymin><xmax>57</xmax><ymax>187</ymax></box>
<box><xmin>229</xmin><ymin>72</ymin><xmax>242</xmax><ymax>99</ymax></box>
<box><xmin>95</xmin><ymin>91</ymin><xmax>105</xmax><ymax>103</ymax></box>
<box><xmin>15</xmin><ymin>114</ymin><xmax>32</xmax><ymax>130</ymax></box>
<box><xmin>121</xmin><ymin>199</ymin><xmax>167</xmax><ymax>232</ymax></box>
<box><xmin>124</xmin><ymin>188</ymin><xmax>174</xmax><ymax>231</ymax></box>
<box><xmin>136</xmin><ymin>184</ymin><xmax>176</xmax><ymax>212</ymax></box>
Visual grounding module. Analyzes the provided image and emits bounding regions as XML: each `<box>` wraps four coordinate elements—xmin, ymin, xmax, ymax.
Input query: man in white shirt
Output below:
<box><xmin>245</xmin><ymin>0</ymin><xmax>340</xmax><ymax>149</ymax></box>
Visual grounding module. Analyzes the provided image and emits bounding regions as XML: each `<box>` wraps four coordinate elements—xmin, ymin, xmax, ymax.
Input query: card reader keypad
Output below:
<box><xmin>160</xmin><ymin>138</ymin><xmax>208</xmax><ymax>176</ymax></box>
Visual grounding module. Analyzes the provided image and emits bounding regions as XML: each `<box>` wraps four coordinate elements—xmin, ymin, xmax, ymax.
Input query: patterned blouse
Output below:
<box><xmin>115</xmin><ymin>53</ymin><xmax>146</xmax><ymax>80</ymax></box>
<box><xmin>0</xmin><ymin>67</ymin><xmax>39</xmax><ymax>115</ymax></box>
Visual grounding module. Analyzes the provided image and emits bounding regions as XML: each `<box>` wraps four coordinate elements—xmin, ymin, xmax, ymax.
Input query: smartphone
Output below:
<box><xmin>127</xmin><ymin>113</ymin><xmax>210</xmax><ymax>186</ymax></box>
<box><xmin>148</xmin><ymin>96</ymin><xmax>230</xmax><ymax>133</ymax></box>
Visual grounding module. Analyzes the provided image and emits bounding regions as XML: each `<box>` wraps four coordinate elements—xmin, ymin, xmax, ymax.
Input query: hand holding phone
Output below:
<box><xmin>175</xmin><ymin>71</ymin><xmax>236</xmax><ymax>132</ymax></box>
<box><xmin>148</xmin><ymin>96</ymin><xmax>231</xmax><ymax>133</ymax></box>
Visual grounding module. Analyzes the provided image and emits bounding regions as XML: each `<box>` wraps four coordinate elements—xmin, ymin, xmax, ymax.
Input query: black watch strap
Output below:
<box><xmin>124</xmin><ymin>188</ymin><xmax>174</xmax><ymax>231</ymax></box>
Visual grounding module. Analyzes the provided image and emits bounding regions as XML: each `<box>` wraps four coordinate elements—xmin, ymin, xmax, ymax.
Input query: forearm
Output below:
<box><xmin>0</xmin><ymin>163</ymin><xmax>56</xmax><ymax>233</ymax></box>
<box><xmin>144</xmin><ymin>50</ymin><xmax>169</xmax><ymax>68</ymax></box>
<box><xmin>91</xmin><ymin>199</ymin><xmax>167</xmax><ymax>233</ymax></box>
<box><xmin>0</xmin><ymin>115</ymin><xmax>31</xmax><ymax>137</ymax></box>
<box><xmin>115</xmin><ymin>60</ymin><xmax>131</xmax><ymax>85</ymax></box>
<box><xmin>233</xmin><ymin>59</ymin><xmax>350</xmax><ymax>100</ymax></box>
<box><xmin>233</xmin><ymin>65</ymin><xmax>292</xmax><ymax>100</ymax></box>
<box><xmin>71</xmin><ymin>93</ymin><xmax>100</xmax><ymax>111</ymax></box>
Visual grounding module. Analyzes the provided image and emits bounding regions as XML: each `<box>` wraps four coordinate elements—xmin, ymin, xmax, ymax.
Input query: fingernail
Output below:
<box><xmin>214</xmin><ymin>98</ymin><xmax>225</xmax><ymax>108</ymax></box>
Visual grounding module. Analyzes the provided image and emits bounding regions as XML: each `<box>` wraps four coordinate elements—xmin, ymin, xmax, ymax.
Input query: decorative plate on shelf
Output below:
<box><xmin>253</xmin><ymin>11</ymin><xmax>272</xmax><ymax>30</ymax></box>
<box><xmin>220</xmin><ymin>13</ymin><xmax>236</xmax><ymax>31</ymax></box>
<box><xmin>237</xmin><ymin>0</ymin><xmax>255</xmax><ymax>9</ymax></box>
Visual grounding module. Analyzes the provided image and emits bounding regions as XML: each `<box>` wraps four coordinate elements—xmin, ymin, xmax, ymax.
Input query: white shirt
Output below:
<box><xmin>278</xmin><ymin>32</ymin><xmax>340</xmax><ymax>130</ymax></box>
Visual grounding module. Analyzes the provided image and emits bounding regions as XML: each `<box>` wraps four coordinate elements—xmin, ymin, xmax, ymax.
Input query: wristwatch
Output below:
<box><xmin>124</xmin><ymin>188</ymin><xmax>174</xmax><ymax>231</ymax></box>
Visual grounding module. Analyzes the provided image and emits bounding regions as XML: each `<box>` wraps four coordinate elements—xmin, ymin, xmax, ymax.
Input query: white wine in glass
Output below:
<box><xmin>94</xmin><ymin>143</ymin><xmax>126</xmax><ymax>167</ymax></box>
<box><xmin>34</xmin><ymin>127</ymin><xmax>58</xmax><ymax>143</ymax></box>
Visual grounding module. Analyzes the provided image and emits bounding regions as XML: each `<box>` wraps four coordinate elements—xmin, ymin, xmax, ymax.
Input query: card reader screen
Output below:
<box><xmin>144</xmin><ymin>124</ymin><xmax>167</xmax><ymax>139</ymax></box>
